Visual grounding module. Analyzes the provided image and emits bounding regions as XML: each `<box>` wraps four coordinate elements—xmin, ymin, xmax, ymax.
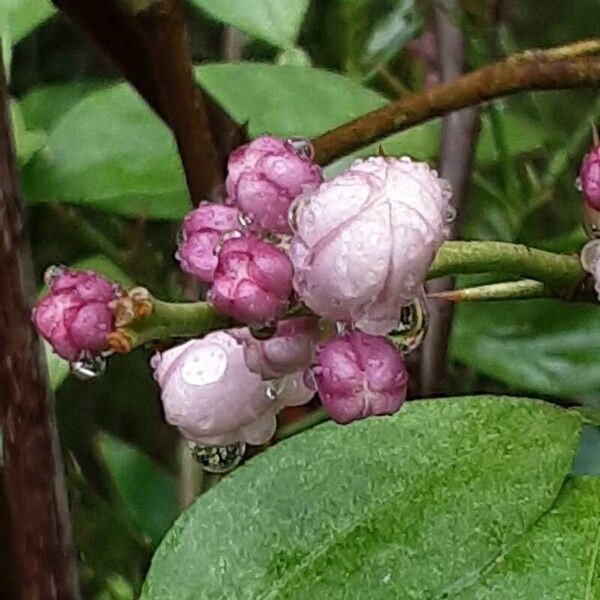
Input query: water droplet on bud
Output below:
<box><xmin>389</xmin><ymin>297</ymin><xmax>428</xmax><ymax>354</ymax></box>
<box><xmin>580</xmin><ymin>240</ymin><xmax>600</xmax><ymax>272</ymax></box>
<box><xmin>43</xmin><ymin>264</ymin><xmax>66</xmax><ymax>287</ymax></box>
<box><xmin>445</xmin><ymin>205</ymin><xmax>457</xmax><ymax>223</ymax></box>
<box><xmin>249</xmin><ymin>321</ymin><xmax>277</xmax><ymax>340</ymax></box>
<box><xmin>189</xmin><ymin>442</ymin><xmax>245</xmax><ymax>473</ymax></box>
<box><xmin>335</xmin><ymin>321</ymin><xmax>352</xmax><ymax>335</ymax></box>
<box><xmin>266</xmin><ymin>381</ymin><xmax>281</xmax><ymax>401</ymax></box>
<box><xmin>288</xmin><ymin>196</ymin><xmax>308</xmax><ymax>232</ymax></box>
<box><xmin>287</xmin><ymin>137</ymin><xmax>314</xmax><ymax>160</ymax></box>
<box><xmin>575</xmin><ymin>177</ymin><xmax>583</xmax><ymax>192</ymax></box>
<box><xmin>70</xmin><ymin>354</ymin><xmax>106</xmax><ymax>381</ymax></box>
<box><xmin>176</xmin><ymin>228</ymin><xmax>186</xmax><ymax>246</ymax></box>
<box><xmin>238</xmin><ymin>213</ymin><xmax>253</xmax><ymax>228</ymax></box>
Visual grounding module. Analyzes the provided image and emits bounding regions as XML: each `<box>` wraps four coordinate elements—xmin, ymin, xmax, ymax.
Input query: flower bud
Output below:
<box><xmin>226</xmin><ymin>135</ymin><xmax>323</xmax><ymax>234</ymax></box>
<box><xmin>209</xmin><ymin>236</ymin><xmax>293</xmax><ymax>324</ymax></box>
<box><xmin>309</xmin><ymin>331</ymin><xmax>408</xmax><ymax>424</ymax></box>
<box><xmin>32</xmin><ymin>267</ymin><xmax>119</xmax><ymax>361</ymax></box>
<box><xmin>151</xmin><ymin>331</ymin><xmax>313</xmax><ymax>445</ymax></box>
<box><xmin>580</xmin><ymin>143</ymin><xmax>600</xmax><ymax>211</ymax></box>
<box><xmin>232</xmin><ymin>317</ymin><xmax>321</xmax><ymax>379</ymax></box>
<box><xmin>290</xmin><ymin>156</ymin><xmax>451</xmax><ymax>335</ymax></box>
<box><xmin>176</xmin><ymin>202</ymin><xmax>241</xmax><ymax>283</ymax></box>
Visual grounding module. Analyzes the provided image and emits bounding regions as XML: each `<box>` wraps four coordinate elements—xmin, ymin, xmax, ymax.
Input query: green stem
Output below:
<box><xmin>428</xmin><ymin>241</ymin><xmax>584</xmax><ymax>287</ymax></box>
<box><xmin>112</xmin><ymin>241</ymin><xmax>588</xmax><ymax>352</ymax></box>
<box><xmin>430</xmin><ymin>279</ymin><xmax>546</xmax><ymax>302</ymax></box>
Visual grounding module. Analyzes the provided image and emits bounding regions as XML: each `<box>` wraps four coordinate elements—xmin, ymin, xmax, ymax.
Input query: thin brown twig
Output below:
<box><xmin>420</xmin><ymin>1</ymin><xmax>480</xmax><ymax>396</ymax></box>
<box><xmin>0</xmin><ymin>51</ymin><xmax>80</xmax><ymax>600</ymax></box>
<box><xmin>312</xmin><ymin>40</ymin><xmax>600</xmax><ymax>164</ymax></box>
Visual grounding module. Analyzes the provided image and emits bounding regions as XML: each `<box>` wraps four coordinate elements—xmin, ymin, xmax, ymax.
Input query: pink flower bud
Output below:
<box><xmin>32</xmin><ymin>267</ymin><xmax>119</xmax><ymax>361</ymax></box>
<box><xmin>209</xmin><ymin>236</ymin><xmax>293</xmax><ymax>324</ymax></box>
<box><xmin>231</xmin><ymin>317</ymin><xmax>321</xmax><ymax>379</ymax></box>
<box><xmin>290</xmin><ymin>156</ymin><xmax>452</xmax><ymax>335</ymax></box>
<box><xmin>309</xmin><ymin>331</ymin><xmax>408</xmax><ymax>424</ymax></box>
<box><xmin>580</xmin><ymin>144</ymin><xmax>600</xmax><ymax>210</ymax></box>
<box><xmin>226</xmin><ymin>135</ymin><xmax>323</xmax><ymax>233</ymax></box>
<box><xmin>151</xmin><ymin>331</ymin><xmax>313</xmax><ymax>445</ymax></box>
<box><xmin>176</xmin><ymin>202</ymin><xmax>241</xmax><ymax>283</ymax></box>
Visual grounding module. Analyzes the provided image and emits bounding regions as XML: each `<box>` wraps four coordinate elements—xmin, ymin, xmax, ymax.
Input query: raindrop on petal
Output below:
<box><xmin>70</xmin><ymin>354</ymin><xmax>106</xmax><ymax>381</ymax></box>
<box><xmin>580</xmin><ymin>240</ymin><xmax>600</xmax><ymax>272</ymax></box>
<box><xmin>249</xmin><ymin>321</ymin><xmax>277</xmax><ymax>340</ymax></box>
<box><xmin>43</xmin><ymin>264</ymin><xmax>66</xmax><ymax>288</ymax></box>
<box><xmin>389</xmin><ymin>297</ymin><xmax>428</xmax><ymax>354</ymax></box>
<box><xmin>445</xmin><ymin>205</ymin><xmax>457</xmax><ymax>223</ymax></box>
<box><xmin>287</xmin><ymin>137</ymin><xmax>314</xmax><ymax>160</ymax></box>
<box><xmin>189</xmin><ymin>442</ymin><xmax>245</xmax><ymax>473</ymax></box>
<box><xmin>266</xmin><ymin>380</ymin><xmax>281</xmax><ymax>401</ymax></box>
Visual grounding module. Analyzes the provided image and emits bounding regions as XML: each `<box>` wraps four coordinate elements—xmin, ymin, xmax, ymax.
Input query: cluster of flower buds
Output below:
<box><xmin>579</xmin><ymin>133</ymin><xmax>600</xmax><ymax>299</ymax></box>
<box><xmin>33</xmin><ymin>134</ymin><xmax>454</xmax><ymax>470</ymax></box>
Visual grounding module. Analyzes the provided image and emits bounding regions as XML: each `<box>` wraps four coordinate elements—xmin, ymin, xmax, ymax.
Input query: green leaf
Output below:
<box><xmin>457</xmin><ymin>477</ymin><xmax>600</xmax><ymax>599</ymax></box>
<box><xmin>142</xmin><ymin>396</ymin><xmax>582</xmax><ymax>599</ymax></box>
<box><xmin>0</xmin><ymin>0</ymin><xmax>56</xmax><ymax>46</ymax></box>
<box><xmin>196</xmin><ymin>63</ymin><xmax>385</xmax><ymax>139</ymax></box>
<box><xmin>20</xmin><ymin>81</ymin><xmax>109</xmax><ymax>130</ymax></box>
<box><xmin>451</xmin><ymin>300</ymin><xmax>600</xmax><ymax>398</ymax></box>
<box><xmin>21</xmin><ymin>84</ymin><xmax>189</xmax><ymax>220</ymax></box>
<box><xmin>189</xmin><ymin>0</ymin><xmax>309</xmax><ymax>48</ymax></box>
<box><xmin>10</xmin><ymin>99</ymin><xmax>46</xmax><ymax>166</ymax></box>
<box><xmin>97</xmin><ymin>433</ymin><xmax>178</xmax><ymax>547</ymax></box>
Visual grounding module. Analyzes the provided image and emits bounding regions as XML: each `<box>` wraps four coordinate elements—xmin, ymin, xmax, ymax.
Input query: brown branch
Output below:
<box><xmin>420</xmin><ymin>1</ymin><xmax>480</xmax><ymax>396</ymax></box>
<box><xmin>0</xmin><ymin>52</ymin><xmax>80</xmax><ymax>600</ymax></box>
<box><xmin>52</xmin><ymin>0</ymin><xmax>227</xmax><ymax>203</ymax></box>
<box><xmin>312</xmin><ymin>40</ymin><xmax>600</xmax><ymax>164</ymax></box>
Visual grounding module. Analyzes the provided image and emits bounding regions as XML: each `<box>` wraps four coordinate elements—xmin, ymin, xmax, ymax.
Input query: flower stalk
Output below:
<box><xmin>108</xmin><ymin>240</ymin><xmax>589</xmax><ymax>353</ymax></box>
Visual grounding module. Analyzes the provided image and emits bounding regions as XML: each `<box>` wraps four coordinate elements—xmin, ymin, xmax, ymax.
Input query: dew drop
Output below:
<box><xmin>266</xmin><ymin>380</ymin><xmax>281</xmax><ymax>401</ymax></box>
<box><xmin>575</xmin><ymin>176</ymin><xmax>583</xmax><ymax>192</ymax></box>
<box><xmin>288</xmin><ymin>196</ymin><xmax>308</xmax><ymax>232</ymax></box>
<box><xmin>445</xmin><ymin>205</ymin><xmax>457</xmax><ymax>223</ymax></box>
<box><xmin>70</xmin><ymin>354</ymin><xmax>106</xmax><ymax>382</ymax></box>
<box><xmin>238</xmin><ymin>213</ymin><xmax>253</xmax><ymax>228</ymax></box>
<box><xmin>389</xmin><ymin>297</ymin><xmax>428</xmax><ymax>354</ymax></box>
<box><xmin>176</xmin><ymin>228</ymin><xmax>186</xmax><ymax>246</ymax></box>
<box><xmin>335</xmin><ymin>321</ymin><xmax>352</xmax><ymax>335</ymax></box>
<box><xmin>249</xmin><ymin>321</ymin><xmax>277</xmax><ymax>340</ymax></box>
<box><xmin>43</xmin><ymin>264</ymin><xmax>66</xmax><ymax>287</ymax></box>
<box><xmin>287</xmin><ymin>137</ymin><xmax>314</xmax><ymax>161</ymax></box>
<box><xmin>189</xmin><ymin>442</ymin><xmax>245</xmax><ymax>473</ymax></box>
<box><xmin>580</xmin><ymin>240</ymin><xmax>600</xmax><ymax>272</ymax></box>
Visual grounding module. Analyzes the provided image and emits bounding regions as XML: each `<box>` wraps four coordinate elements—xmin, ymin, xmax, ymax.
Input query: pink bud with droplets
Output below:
<box><xmin>309</xmin><ymin>331</ymin><xmax>408</xmax><ymax>425</ymax></box>
<box><xmin>226</xmin><ymin>135</ymin><xmax>323</xmax><ymax>234</ymax></box>
<box><xmin>176</xmin><ymin>202</ymin><xmax>241</xmax><ymax>283</ymax></box>
<box><xmin>150</xmin><ymin>331</ymin><xmax>313</xmax><ymax>446</ymax></box>
<box><xmin>289</xmin><ymin>156</ymin><xmax>452</xmax><ymax>335</ymax></box>
<box><xmin>231</xmin><ymin>316</ymin><xmax>321</xmax><ymax>379</ymax></box>
<box><xmin>209</xmin><ymin>236</ymin><xmax>293</xmax><ymax>324</ymax></box>
<box><xmin>580</xmin><ymin>143</ymin><xmax>600</xmax><ymax>211</ymax></box>
<box><xmin>32</xmin><ymin>267</ymin><xmax>120</xmax><ymax>361</ymax></box>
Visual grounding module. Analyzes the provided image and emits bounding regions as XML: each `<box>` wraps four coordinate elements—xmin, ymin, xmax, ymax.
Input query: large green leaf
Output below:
<box><xmin>196</xmin><ymin>63</ymin><xmax>386</xmax><ymax>139</ymax></box>
<box><xmin>451</xmin><ymin>300</ymin><xmax>600</xmax><ymax>398</ymax></box>
<box><xmin>0</xmin><ymin>0</ymin><xmax>55</xmax><ymax>46</ymax></box>
<box><xmin>189</xmin><ymin>0</ymin><xmax>309</xmax><ymax>49</ymax></box>
<box><xmin>97</xmin><ymin>433</ymin><xmax>178</xmax><ymax>547</ymax></box>
<box><xmin>142</xmin><ymin>396</ymin><xmax>583</xmax><ymax>599</ymax></box>
<box><xmin>22</xmin><ymin>84</ymin><xmax>189</xmax><ymax>219</ymax></box>
<box><xmin>20</xmin><ymin>81</ymin><xmax>109</xmax><ymax>130</ymax></box>
<box><xmin>458</xmin><ymin>476</ymin><xmax>600</xmax><ymax>598</ymax></box>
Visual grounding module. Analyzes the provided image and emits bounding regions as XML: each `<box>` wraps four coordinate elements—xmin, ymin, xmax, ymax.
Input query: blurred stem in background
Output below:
<box><xmin>420</xmin><ymin>0</ymin><xmax>480</xmax><ymax>396</ymax></box>
<box><xmin>0</xmin><ymin>48</ymin><xmax>80</xmax><ymax>600</ymax></box>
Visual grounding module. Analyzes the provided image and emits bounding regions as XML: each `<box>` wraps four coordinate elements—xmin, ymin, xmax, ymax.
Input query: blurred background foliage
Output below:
<box><xmin>1</xmin><ymin>0</ymin><xmax>599</xmax><ymax>597</ymax></box>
